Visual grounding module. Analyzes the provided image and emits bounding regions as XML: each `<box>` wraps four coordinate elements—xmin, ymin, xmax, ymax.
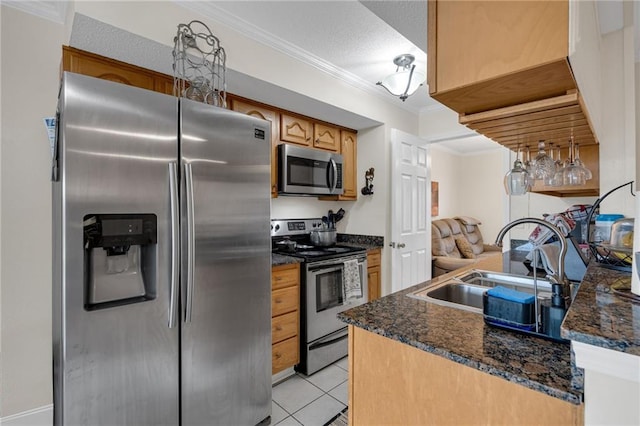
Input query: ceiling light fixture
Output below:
<box><xmin>376</xmin><ymin>54</ymin><xmax>425</xmax><ymax>102</ymax></box>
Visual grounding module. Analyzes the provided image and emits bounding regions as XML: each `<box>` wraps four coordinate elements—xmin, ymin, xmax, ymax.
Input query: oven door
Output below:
<box><xmin>306</xmin><ymin>256</ymin><xmax>367</xmax><ymax>342</ymax></box>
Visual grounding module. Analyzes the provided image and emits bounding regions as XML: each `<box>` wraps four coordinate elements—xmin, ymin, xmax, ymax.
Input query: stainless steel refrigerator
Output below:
<box><xmin>52</xmin><ymin>72</ymin><xmax>272</xmax><ymax>425</ymax></box>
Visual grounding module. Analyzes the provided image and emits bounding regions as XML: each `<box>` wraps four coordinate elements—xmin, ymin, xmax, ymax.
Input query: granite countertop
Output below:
<box><xmin>271</xmin><ymin>253</ymin><xmax>304</xmax><ymax>266</ymax></box>
<box><xmin>561</xmin><ymin>263</ymin><xmax>639</xmax><ymax>356</ymax></box>
<box><xmin>338</xmin><ymin>251</ymin><xmax>582</xmax><ymax>405</ymax></box>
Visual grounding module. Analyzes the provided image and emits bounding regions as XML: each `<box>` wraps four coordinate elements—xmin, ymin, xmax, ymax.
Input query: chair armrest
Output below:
<box><xmin>482</xmin><ymin>244</ymin><xmax>503</xmax><ymax>252</ymax></box>
<box><xmin>433</xmin><ymin>256</ymin><xmax>477</xmax><ymax>272</ymax></box>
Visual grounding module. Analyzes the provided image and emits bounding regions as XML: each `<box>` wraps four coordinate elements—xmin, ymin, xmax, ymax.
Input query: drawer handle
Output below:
<box><xmin>275</xmin><ymin>352</ymin><xmax>282</xmax><ymax>359</ymax></box>
<box><xmin>275</xmin><ymin>298</ymin><xmax>282</xmax><ymax>304</ymax></box>
<box><xmin>275</xmin><ymin>276</ymin><xmax>283</xmax><ymax>281</ymax></box>
<box><xmin>275</xmin><ymin>325</ymin><xmax>283</xmax><ymax>331</ymax></box>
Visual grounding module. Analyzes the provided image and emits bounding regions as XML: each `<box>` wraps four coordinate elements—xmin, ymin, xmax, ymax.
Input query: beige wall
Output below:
<box><xmin>1</xmin><ymin>6</ymin><xmax>68</xmax><ymax>416</ymax></box>
<box><xmin>429</xmin><ymin>144</ymin><xmax>460</xmax><ymax>219</ymax></box>
<box><xmin>429</xmin><ymin>144</ymin><xmax>505</xmax><ymax>244</ymax></box>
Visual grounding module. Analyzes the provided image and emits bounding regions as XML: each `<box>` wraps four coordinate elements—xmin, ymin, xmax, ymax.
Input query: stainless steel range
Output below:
<box><xmin>272</xmin><ymin>219</ymin><xmax>368</xmax><ymax>375</ymax></box>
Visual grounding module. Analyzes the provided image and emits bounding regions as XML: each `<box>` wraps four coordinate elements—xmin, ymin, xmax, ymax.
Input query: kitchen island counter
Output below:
<box><xmin>338</xmin><ymin>251</ymin><xmax>583</xmax><ymax>405</ymax></box>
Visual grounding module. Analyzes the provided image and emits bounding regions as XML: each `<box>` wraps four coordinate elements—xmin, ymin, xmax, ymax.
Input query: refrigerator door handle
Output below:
<box><xmin>184</xmin><ymin>161</ymin><xmax>196</xmax><ymax>323</ymax></box>
<box><xmin>168</xmin><ymin>162</ymin><xmax>180</xmax><ymax>328</ymax></box>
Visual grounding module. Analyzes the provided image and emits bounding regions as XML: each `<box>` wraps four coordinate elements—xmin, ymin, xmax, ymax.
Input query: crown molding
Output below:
<box><xmin>2</xmin><ymin>0</ymin><xmax>67</xmax><ymax>24</ymax></box>
<box><xmin>173</xmin><ymin>1</ymin><xmax>421</xmax><ymax>114</ymax></box>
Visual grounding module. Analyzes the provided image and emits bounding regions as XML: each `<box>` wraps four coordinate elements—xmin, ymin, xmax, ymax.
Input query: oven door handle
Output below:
<box><xmin>308</xmin><ymin>328</ymin><xmax>349</xmax><ymax>351</ymax></box>
<box><xmin>308</xmin><ymin>264</ymin><xmax>343</xmax><ymax>274</ymax></box>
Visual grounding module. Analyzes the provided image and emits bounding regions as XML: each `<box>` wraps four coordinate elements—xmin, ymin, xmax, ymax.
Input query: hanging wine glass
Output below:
<box><xmin>533</xmin><ymin>140</ymin><xmax>556</xmax><ymax>180</ymax></box>
<box><xmin>504</xmin><ymin>144</ymin><xmax>530</xmax><ymax>195</ymax></box>
<box><xmin>549</xmin><ymin>144</ymin><xmax>565</xmax><ymax>187</ymax></box>
<box><xmin>523</xmin><ymin>145</ymin><xmax>535</xmax><ymax>183</ymax></box>
<box><xmin>573</xmin><ymin>143</ymin><xmax>592</xmax><ymax>180</ymax></box>
<box><xmin>562</xmin><ymin>137</ymin><xmax>586</xmax><ymax>186</ymax></box>
<box><xmin>544</xmin><ymin>143</ymin><xmax>560</xmax><ymax>186</ymax></box>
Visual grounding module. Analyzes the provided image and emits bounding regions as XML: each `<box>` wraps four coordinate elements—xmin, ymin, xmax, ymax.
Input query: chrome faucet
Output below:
<box><xmin>494</xmin><ymin>217</ymin><xmax>568</xmax><ymax>286</ymax></box>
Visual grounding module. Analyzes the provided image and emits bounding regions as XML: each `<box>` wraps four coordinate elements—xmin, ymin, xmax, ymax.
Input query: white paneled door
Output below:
<box><xmin>390</xmin><ymin>129</ymin><xmax>431</xmax><ymax>293</ymax></box>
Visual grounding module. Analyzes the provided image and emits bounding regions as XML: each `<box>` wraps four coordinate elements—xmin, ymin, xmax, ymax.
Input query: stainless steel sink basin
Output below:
<box><xmin>408</xmin><ymin>269</ymin><xmax>552</xmax><ymax>313</ymax></box>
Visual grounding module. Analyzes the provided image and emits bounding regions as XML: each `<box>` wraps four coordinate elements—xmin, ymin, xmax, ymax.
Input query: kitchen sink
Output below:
<box><xmin>408</xmin><ymin>269</ymin><xmax>553</xmax><ymax>313</ymax></box>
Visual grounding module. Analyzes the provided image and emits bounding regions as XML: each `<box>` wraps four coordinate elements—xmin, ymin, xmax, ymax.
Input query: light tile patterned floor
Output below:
<box><xmin>272</xmin><ymin>357</ymin><xmax>348</xmax><ymax>426</ymax></box>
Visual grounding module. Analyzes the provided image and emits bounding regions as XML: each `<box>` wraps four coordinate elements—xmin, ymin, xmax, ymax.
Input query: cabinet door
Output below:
<box><xmin>62</xmin><ymin>46</ymin><xmax>155</xmax><ymax>91</ymax></box>
<box><xmin>154</xmin><ymin>76</ymin><xmax>176</xmax><ymax>96</ymax></box>
<box><xmin>428</xmin><ymin>0</ymin><xmax>574</xmax><ymax>114</ymax></box>
<box><xmin>340</xmin><ymin>131</ymin><xmax>358</xmax><ymax>200</ymax></box>
<box><xmin>367</xmin><ymin>249</ymin><xmax>382</xmax><ymax>301</ymax></box>
<box><xmin>314</xmin><ymin>123</ymin><xmax>340</xmax><ymax>151</ymax></box>
<box><xmin>280</xmin><ymin>113</ymin><xmax>312</xmax><ymax>146</ymax></box>
<box><xmin>230</xmin><ymin>98</ymin><xmax>279</xmax><ymax>197</ymax></box>
<box><xmin>367</xmin><ymin>266</ymin><xmax>381</xmax><ymax>302</ymax></box>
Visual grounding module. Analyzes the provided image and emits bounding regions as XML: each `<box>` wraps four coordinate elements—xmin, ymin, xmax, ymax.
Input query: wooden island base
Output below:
<box><xmin>348</xmin><ymin>325</ymin><xmax>583</xmax><ymax>425</ymax></box>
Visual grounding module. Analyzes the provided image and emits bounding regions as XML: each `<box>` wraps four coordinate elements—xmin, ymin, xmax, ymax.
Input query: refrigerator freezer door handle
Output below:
<box><xmin>168</xmin><ymin>162</ymin><xmax>180</xmax><ymax>328</ymax></box>
<box><xmin>184</xmin><ymin>161</ymin><xmax>196</xmax><ymax>323</ymax></box>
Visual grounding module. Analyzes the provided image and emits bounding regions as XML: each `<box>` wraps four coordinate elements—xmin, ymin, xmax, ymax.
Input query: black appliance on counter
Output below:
<box><xmin>271</xmin><ymin>219</ymin><xmax>368</xmax><ymax>375</ymax></box>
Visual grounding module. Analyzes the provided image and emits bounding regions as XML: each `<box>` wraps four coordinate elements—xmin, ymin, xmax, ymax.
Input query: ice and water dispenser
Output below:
<box><xmin>83</xmin><ymin>214</ymin><xmax>157</xmax><ymax>310</ymax></box>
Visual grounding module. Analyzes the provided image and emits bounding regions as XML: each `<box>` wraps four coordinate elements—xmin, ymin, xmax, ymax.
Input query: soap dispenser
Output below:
<box><xmin>541</xmin><ymin>283</ymin><xmax>567</xmax><ymax>340</ymax></box>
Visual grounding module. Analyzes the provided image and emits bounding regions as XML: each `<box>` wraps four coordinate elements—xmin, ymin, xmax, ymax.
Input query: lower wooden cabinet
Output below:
<box><xmin>271</xmin><ymin>263</ymin><xmax>300</xmax><ymax>374</ymax></box>
<box><xmin>348</xmin><ymin>326</ymin><xmax>584</xmax><ymax>425</ymax></box>
<box><xmin>367</xmin><ymin>249</ymin><xmax>381</xmax><ymax>302</ymax></box>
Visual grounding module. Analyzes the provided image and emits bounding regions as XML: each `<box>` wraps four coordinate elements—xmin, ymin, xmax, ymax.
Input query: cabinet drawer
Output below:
<box><xmin>272</xmin><ymin>286</ymin><xmax>299</xmax><ymax>317</ymax></box>
<box><xmin>367</xmin><ymin>249</ymin><xmax>381</xmax><ymax>267</ymax></box>
<box><xmin>272</xmin><ymin>264</ymin><xmax>300</xmax><ymax>290</ymax></box>
<box><xmin>272</xmin><ymin>310</ymin><xmax>298</xmax><ymax>344</ymax></box>
<box><xmin>272</xmin><ymin>336</ymin><xmax>299</xmax><ymax>374</ymax></box>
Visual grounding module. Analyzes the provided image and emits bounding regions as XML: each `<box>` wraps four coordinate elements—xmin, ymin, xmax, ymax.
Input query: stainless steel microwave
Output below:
<box><xmin>278</xmin><ymin>144</ymin><xmax>343</xmax><ymax>196</ymax></box>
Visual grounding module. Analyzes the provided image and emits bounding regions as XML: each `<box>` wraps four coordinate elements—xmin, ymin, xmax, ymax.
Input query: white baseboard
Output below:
<box><xmin>0</xmin><ymin>404</ymin><xmax>52</xmax><ymax>426</ymax></box>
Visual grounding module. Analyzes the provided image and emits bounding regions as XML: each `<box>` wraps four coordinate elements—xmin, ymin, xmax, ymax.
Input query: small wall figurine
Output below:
<box><xmin>361</xmin><ymin>167</ymin><xmax>375</xmax><ymax>195</ymax></box>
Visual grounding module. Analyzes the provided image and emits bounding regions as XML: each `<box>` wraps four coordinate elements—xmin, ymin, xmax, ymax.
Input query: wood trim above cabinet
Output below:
<box><xmin>62</xmin><ymin>46</ymin><xmax>173</xmax><ymax>95</ymax></box>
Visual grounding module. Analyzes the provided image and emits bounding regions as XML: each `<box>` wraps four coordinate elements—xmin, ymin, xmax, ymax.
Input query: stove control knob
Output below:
<box><xmin>274</xmin><ymin>224</ymin><xmax>280</xmax><ymax>232</ymax></box>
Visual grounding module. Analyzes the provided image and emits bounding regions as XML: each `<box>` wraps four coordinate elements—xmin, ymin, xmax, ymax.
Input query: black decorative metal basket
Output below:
<box><xmin>586</xmin><ymin>181</ymin><xmax>635</xmax><ymax>272</ymax></box>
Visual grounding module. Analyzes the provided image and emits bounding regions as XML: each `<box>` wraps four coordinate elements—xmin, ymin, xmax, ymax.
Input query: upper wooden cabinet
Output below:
<box><xmin>428</xmin><ymin>0</ymin><xmax>572</xmax><ymax>114</ymax></box>
<box><xmin>313</xmin><ymin>123</ymin><xmax>340</xmax><ymax>151</ymax></box>
<box><xmin>62</xmin><ymin>46</ymin><xmax>174</xmax><ymax>95</ymax></box>
<box><xmin>339</xmin><ymin>131</ymin><xmax>357</xmax><ymax>200</ymax></box>
<box><xmin>319</xmin><ymin>130</ymin><xmax>358</xmax><ymax>201</ymax></box>
<box><xmin>229</xmin><ymin>97</ymin><xmax>279</xmax><ymax>198</ymax></box>
<box><xmin>427</xmin><ymin>0</ymin><xmax>598</xmax><ymax>153</ymax></box>
<box><xmin>280</xmin><ymin>113</ymin><xmax>313</xmax><ymax>146</ymax></box>
<box><xmin>62</xmin><ymin>46</ymin><xmax>358</xmax><ymax>201</ymax></box>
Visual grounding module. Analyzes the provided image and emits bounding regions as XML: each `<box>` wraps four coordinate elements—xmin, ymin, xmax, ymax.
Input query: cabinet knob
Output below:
<box><xmin>276</xmin><ymin>325</ymin><xmax>283</xmax><ymax>331</ymax></box>
<box><xmin>275</xmin><ymin>298</ymin><xmax>282</xmax><ymax>304</ymax></box>
<box><xmin>275</xmin><ymin>352</ymin><xmax>282</xmax><ymax>359</ymax></box>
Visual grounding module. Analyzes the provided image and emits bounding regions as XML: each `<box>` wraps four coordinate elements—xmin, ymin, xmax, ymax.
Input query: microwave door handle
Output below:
<box><xmin>328</xmin><ymin>158</ymin><xmax>338</xmax><ymax>193</ymax></box>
